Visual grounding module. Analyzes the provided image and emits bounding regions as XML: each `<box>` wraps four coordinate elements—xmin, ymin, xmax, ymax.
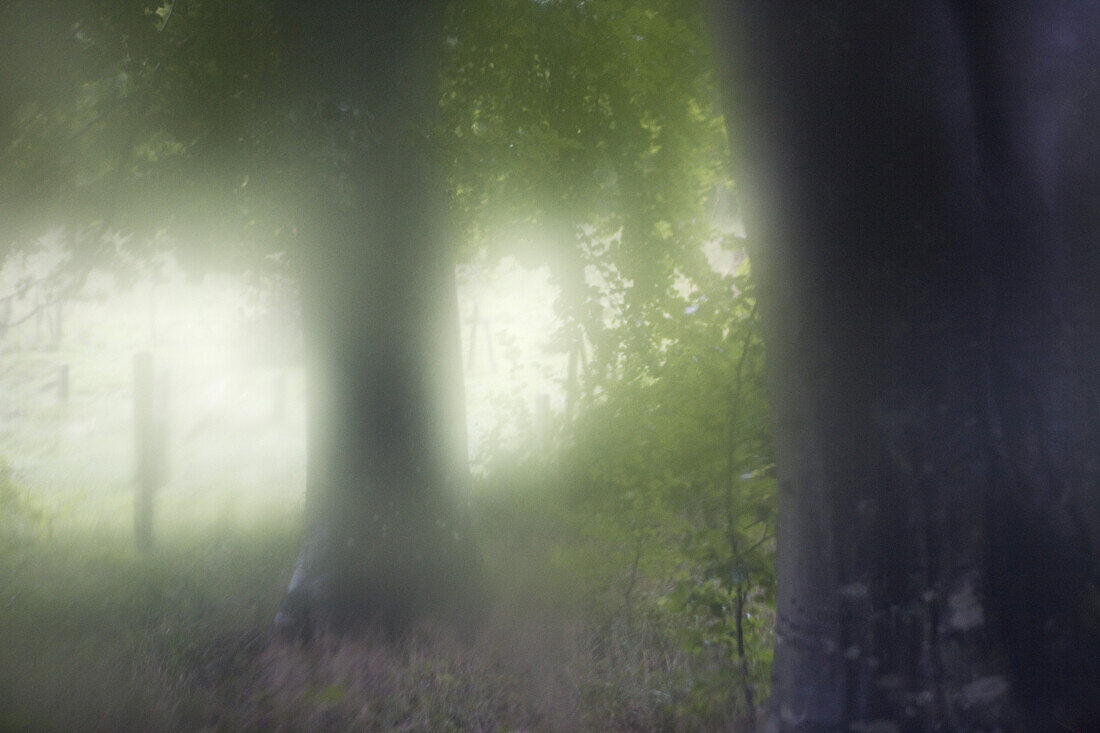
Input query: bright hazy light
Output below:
<box><xmin>0</xmin><ymin>247</ymin><xmax>566</xmax><ymax>535</ymax></box>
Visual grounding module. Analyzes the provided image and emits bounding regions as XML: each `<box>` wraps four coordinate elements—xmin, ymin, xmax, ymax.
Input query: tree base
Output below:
<box><xmin>275</xmin><ymin>513</ymin><xmax>486</xmax><ymax>641</ymax></box>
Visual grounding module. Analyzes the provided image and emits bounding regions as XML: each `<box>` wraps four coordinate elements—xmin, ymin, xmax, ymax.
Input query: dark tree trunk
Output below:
<box><xmin>709</xmin><ymin>2</ymin><xmax>1100</xmax><ymax>730</ymax></box>
<box><xmin>273</xmin><ymin>0</ymin><xmax>483</xmax><ymax>637</ymax></box>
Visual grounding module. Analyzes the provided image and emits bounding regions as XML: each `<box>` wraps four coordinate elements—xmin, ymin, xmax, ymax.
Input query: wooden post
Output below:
<box><xmin>57</xmin><ymin>363</ymin><xmax>69</xmax><ymax>402</ymax></box>
<box><xmin>0</xmin><ymin>296</ymin><xmax>10</xmax><ymax>341</ymax></box>
<box><xmin>51</xmin><ymin>300</ymin><xmax>63</xmax><ymax>344</ymax></box>
<box><xmin>33</xmin><ymin>287</ymin><xmax>43</xmax><ymax>342</ymax></box>
<box><xmin>134</xmin><ymin>351</ymin><xmax>157</xmax><ymax>551</ymax></box>
<box><xmin>156</xmin><ymin>368</ymin><xmax>170</xmax><ymax>487</ymax></box>
<box><xmin>535</xmin><ymin>392</ymin><xmax>550</xmax><ymax>451</ymax></box>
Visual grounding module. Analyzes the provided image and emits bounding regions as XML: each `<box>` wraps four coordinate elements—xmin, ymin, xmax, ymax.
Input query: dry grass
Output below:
<box><xmin>186</xmin><ymin>612</ymin><xmax>717</xmax><ymax>731</ymax></box>
<box><xmin>0</xmin><ymin>517</ymin><xmax>750</xmax><ymax>732</ymax></box>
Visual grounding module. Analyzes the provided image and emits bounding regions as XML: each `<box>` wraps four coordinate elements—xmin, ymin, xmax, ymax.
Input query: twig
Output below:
<box><xmin>0</xmin><ymin>264</ymin><xmax>90</xmax><ymax>329</ymax></box>
<box><xmin>158</xmin><ymin>1</ymin><xmax>177</xmax><ymax>33</ymax></box>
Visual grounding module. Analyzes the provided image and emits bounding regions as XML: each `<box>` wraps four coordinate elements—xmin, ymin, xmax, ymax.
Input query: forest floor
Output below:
<box><xmin>0</xmin><ymin>499</ymin><xmax>751</xmax><ymax>732</ymax></box>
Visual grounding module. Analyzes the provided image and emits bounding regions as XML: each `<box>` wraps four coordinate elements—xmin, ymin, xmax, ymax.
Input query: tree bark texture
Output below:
<box><xmin>709</xmin><ymin>2</ymin><xmax>1100</xmax><ymax>730</ymax></box>
<box><xmin>274</xmin><ymin>0</ymin><xmax>482</xmax><ymax>637</ymax></box>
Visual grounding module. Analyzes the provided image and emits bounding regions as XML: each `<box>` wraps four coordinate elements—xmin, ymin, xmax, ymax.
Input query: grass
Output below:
<box><xmin>0</xmin><ymin>524</ymin><xmax>294</xmax><ymax>731</ymax></box>
<box><xmin>0</xmin><ymin>502</ymin><xmax>753</xmax><ymax>732</ymax></box>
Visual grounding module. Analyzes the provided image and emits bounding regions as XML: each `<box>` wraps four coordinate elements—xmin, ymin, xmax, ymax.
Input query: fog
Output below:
<box><xmin>0</xmin><ymin>1</ymin><xmax>781</xmax><ymax>729</ymax></box>
<box><xmin>0</xmin><ymin>247</ymin><xmax>567</xmax><ymax>535</ymax></box>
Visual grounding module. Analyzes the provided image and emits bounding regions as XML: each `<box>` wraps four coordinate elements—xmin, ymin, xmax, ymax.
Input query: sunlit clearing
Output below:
<box><xmin>457</xmin><ymin>256</ymin><xmax>564</xmax><ymax>474</ymax></box>
<box><xmin>0</xmin><ymin>248</ymin><xmax>565</xmax><ymax>539</ymax></box>
<box><xmin>0</xmin><ymin>253</ymin><xmax>305</xmax><ymax>538</ymax></box>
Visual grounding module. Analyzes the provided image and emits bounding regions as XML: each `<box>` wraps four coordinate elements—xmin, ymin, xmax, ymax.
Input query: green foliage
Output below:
<box><xmin>3</xmin><ymin>0</ymin><xmax>728</xmax><ymax>282</ymax></box>
<box><xmin>441</xmin><ymin>0</ymin><xmax>776</xmax><ymax>717</ymax></box>
<box><xmin>441</xmin><ymin>0</ymin><xmax>728</xmax><ymax>281</ymax></box>
<box><xmin>558</xmin><ymin>261</ymin><xmax>775</xmax><ymax>715</ymax></box>
<box><xmin>0</xmin><ymin>460</ymin><xmax>52</xmax><ymax>545</ymax></box>
<box><xmin>472</xmin><ymin>260</ymin><xmax>776</xmax><ymax>722</ymax></box>
<box><xmin>1</xmin><ymin>0</ymin><xmax>778</xmax><ymax>721</ymax></box>
<box><xmin>0</xmin><ymin>0</ymin><xmax>321</xmax><ymax>270</ymax></box>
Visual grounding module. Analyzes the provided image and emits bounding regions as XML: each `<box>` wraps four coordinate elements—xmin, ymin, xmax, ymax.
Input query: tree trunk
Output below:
<box><xmin>274</xmin><ymin>0</ymin><xmax>483</xmax><ymax>637</ymax></box>
<box><xmin>709</xmin><ymin>2</ymin><xmax>1100</xmax><ymax>729</ymax></box>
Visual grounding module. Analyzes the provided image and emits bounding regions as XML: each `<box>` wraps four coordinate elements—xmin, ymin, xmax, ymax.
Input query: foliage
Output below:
<box><xmin>558</xmin><ymin>260</ymin><xmax>775</xmax><ymax>717</ymax></box>
<box><xmin>470</xmin><ymin>258</ymin><xmax>775</xmax><ymax>724</ymax></box>
<box><xmin>0</xmin><ymin>0</ymin><xmax>778</xmax><ymax>723</ymax></box>
<box><xmin>442</xmin><ymin>0</ymin><xmax>729</xmax><ymax>316</ymax></box>
<box><xmin>3</xmin><ymin>0</ymin><xmax>730</xmax><ymax>296</ymax></box>
<box><xmin>0</xmin><ymin>0</ymin><xmax>345</xmax><ymax>276</ymax></box>
<box><xmin>441</xmin><ymin>0</ymin><xmax>775</xmax><ymax>718</ymax></box>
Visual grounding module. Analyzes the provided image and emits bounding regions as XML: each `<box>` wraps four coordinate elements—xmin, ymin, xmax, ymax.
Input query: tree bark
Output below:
<box><xmin>709</xmin><ymin>2</ymin><xmax>1100</xmax><ymax>729</ymax></box>
<box><xmin>273</xmin><ymin>0</ymin><xmax>483</xmax><ymax>637</ymax></box>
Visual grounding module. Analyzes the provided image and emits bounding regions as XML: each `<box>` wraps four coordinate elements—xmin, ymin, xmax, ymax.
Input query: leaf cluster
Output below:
<box><xmin>441</xmin><ymin>0</ymin><xmax>728</xmax><ymax>287</ymax></box>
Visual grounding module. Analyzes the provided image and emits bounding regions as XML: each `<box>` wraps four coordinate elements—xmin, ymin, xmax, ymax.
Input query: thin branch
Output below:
<box><xmin>622</xmin><ymin>543</ymin><xmax>642</xmax><ymax>612</ymax></box>
<box><xmin>0</xmin><ymin>265</ymin><xmax>91</xmax><ymax>329</ymax></box>
<box><xmin>0</xmin><ymin>272</ymin><xmax>55</xmax><ymax>302</ymax></box>
<box><xmin>741</xmin><ymin>529</ymin><xmax>773</xmax><ymax>558</ymax></box>
<box><xmin>158</xmin><ymin>1</ymin><xmax>177</xmax><ymax>33</ymax></box>
<box><xmin>4</xmin><ymin>296</ymin><xmax>62</xmax><ymax>329</ymax></box>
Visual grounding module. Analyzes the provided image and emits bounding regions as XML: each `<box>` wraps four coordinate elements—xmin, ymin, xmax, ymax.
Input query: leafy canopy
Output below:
<box><xmin>0</xmin><ymin>2</ymin><xmax>776</xmax><ymax>715</ymax></box>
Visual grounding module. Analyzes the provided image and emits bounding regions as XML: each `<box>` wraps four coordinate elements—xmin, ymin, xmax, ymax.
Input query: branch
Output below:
<box><xmin>742</xmin><ymin>528</ymin><xmax>773</xmax><ymax>558</ymax></box>
<box><xmin>0</xmin><ymin>272</ymin><xmax>54</xmax><ymax>302</ymax></box>
<box><xmin>158</xmin><ymin>1</ymin><xmax>177</xmax><ymax>33</ymax></box>
<box><xmin>1</xmin><ymin>265</ymin><xmax>90</xmax><ymax>329</ymax></box>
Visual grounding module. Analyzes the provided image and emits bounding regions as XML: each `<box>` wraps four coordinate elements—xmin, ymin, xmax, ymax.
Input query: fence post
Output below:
<box><xmin>134</xmin><ymin>351</ymin><xmax>158</xmax><ymax>551</ymax></box>
<box><xmin>0</xmin><ymin>296</ymin><xmax>10</xmax><ymax>341</ymax></box>
<box><xmin>535</xmin><ymin>392</ymin><xmax>551</xmax><ymax>452</ymax></box>
<box><xmin>34</xmin><ymin>287</ymin><xmax>44</xmax><ymax>342</ymax></box>
<box><xmin>57</xmin><ymin>363</ymin><xmax>69</xmax><ymax>402</ymax></box>
<box><xmin>51</xmin><ymin>301</ymin><xmax>63</xmax><ymax>344</ymax></box>
<box><xmin>157</xmin><ymin>367</ymin><xmax>170</xmax><ymax>487</ymax></box>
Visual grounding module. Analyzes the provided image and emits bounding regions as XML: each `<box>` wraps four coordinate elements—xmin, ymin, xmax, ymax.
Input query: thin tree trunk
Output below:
<box><xmin>734</xmin><ymin>583</ymin><xmax>756</xmax><ymax>729</ymax></box>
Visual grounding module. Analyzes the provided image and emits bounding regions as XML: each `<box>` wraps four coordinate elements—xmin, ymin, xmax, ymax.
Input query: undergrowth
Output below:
<box><xmin>0</xmin><ymin>488</ymin><xmax>760</xmax><ymax>731</ymax></box>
